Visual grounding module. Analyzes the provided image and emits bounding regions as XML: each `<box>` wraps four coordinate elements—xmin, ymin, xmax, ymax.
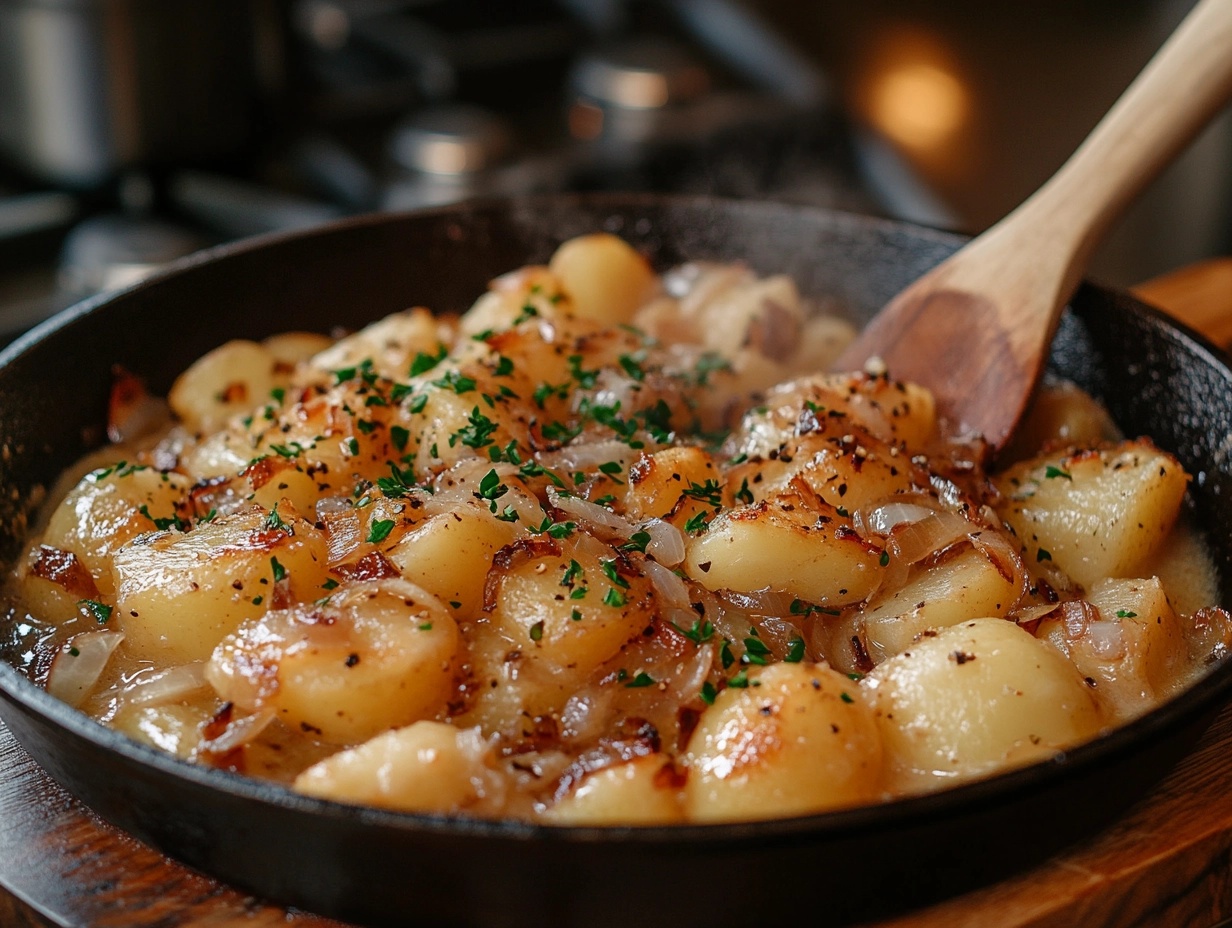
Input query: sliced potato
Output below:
<box><xmin>43</xmin><ymin>466</ymin><xmax>192</xmax><ymax>596</ymax></box>
<box><xmin>683</xmin><ymin>662</ymin><xmax>883</xmax><ymax>821</ymax></box>
<box><xmin>386</xmin><ymin>503</ymin><xmax>522</xmax><ymax>619</ymax></box>
<box><xmin>169</xmin><ymin>339</ymin><xmax>276</xmax><ymax>432</ymax></box>
<box><xmin>113</xmin><ymin>505</ymin><xmax>329</xmax><ymax>663</ymax></box>
<box><xmin>684</xmin><ymin>493</ymin><xmax>882</xmax><ymax>605</ymax></box>
<box><xmin>309</xmin><ymin>308</ymin><xmax>449</xmax><ymax>383</ymax></box>
<box><xmin>207</xmin><ymin>578</ymin><xmax>458</xmax><ymax>743</ymax></box>
<box><xmin>866</xmin><ymin>619</ymin><xmax>1104</xmax><ymax>791</ymax></box>
<box><xmin>995</xmin><ymin>440</ymin><xmax>1188</xmax><ymax>588</ymax></box>
<box><xmin>1038</xmin><ymin>577</ymin><xmax>1187</xmax><ymax>721</ymax></box>
<box><xmin>546</xmin><ymin>755</ymin><xmax>684</xmax><ymax>825</ymax></box>
<box><xmin>863</xmin><ymin>545</ymin><xmax>1021</xmax><ymax>662</ymax></box>
<box><xmin>294</xmin><ymin>721</ymin><xmax>491</xmax><ymax>812</ymax></box>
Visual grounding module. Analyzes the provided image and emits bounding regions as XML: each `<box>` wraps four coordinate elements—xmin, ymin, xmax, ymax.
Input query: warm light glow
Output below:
<box><xmin>868</xmin><ymin>60</ymin><xmax>967</xmax><ymax>151</ymax></box>
<box><xmin>854</xmin><ymin>29</ymin><xmax>970</xmax><ymax>161</ymax></box>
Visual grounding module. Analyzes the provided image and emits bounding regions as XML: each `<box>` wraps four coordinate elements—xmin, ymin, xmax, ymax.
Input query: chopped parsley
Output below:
<box><xmin>477</xmin><ymin>469</ymin><xmax>508</xmax><ymax>501</ymax></box>
<box><xmin>432</xmin><ymin>370</ymin><xmax>477</xmax><ymax>394</ymax></box>
<box><xmin>1045</xmin><ymin>465</ymin><xmax>1073</xmax><ymax>480</ymax></box>
<box><xmin>409</xmin><ymin>344</ymin><xmax>448</xmax><ymax>376</ymax></box>
<box><xmin>684</xmin><ymin>511</ymin><xmax>711</xmax><ymax>534</ymax></box>
<box><xmin>601</xmin><ymin>559</ymin><xmax>630</xmax><ymax>588</ymax></box>
<box><xmin>673</xmin><ymin>617</ymin><xmax>715</xmax><ymax>645</ymax></box>
<box><xmin>367</xmin><ymin>519</ymin><xmax>395</xmax><ymax>544</ymax></box>
<box><xmin>620</xmin><ymin>531</ymin><xmax>651</xmax><ymax>553</ymax></box>
<box><xmin>78</xmin><ymin>599</ymin><xmax>112</xmax><ymax>624</ymax></box>
<box><xmin>266</xmin><ymin>504</ymin><xmax>290</xmax><ymax>532</ymax></box>
<box><xmin>625</xmin><ymin>672</ymin><xmax>655</xmax><ymax>688</ymax></box>
<box><xmin>270</xmin><ymin>556</ymin><xmax>286</xmax><ymax>583</ymax></box>
<box><xmin>561</xmin><ymin>559</ymin><xmax>584</xmax><ymax>587</ymax></box>
<box><xmin>618</xmin><ymin>353</ymin><xmax>646</xmax><ymax>381</ymax></box>
<box><xmin>451</xmin><ymin>407</ymin><xmax>498</xmax><ymax>449</ymax></box>
<box><xmin>742</xmin><ymin>634</ymin><xmax>772</xmax><ymax>666</ymax></box>
<box><xmin>138</xmin><ymin>505</ymin><xmax>183</xmax><ymax>532</ymax></box>
<box><xmin>682</xmin><ymin>479</ymin><xmax>722</xmax><ymax>507</ymax></box>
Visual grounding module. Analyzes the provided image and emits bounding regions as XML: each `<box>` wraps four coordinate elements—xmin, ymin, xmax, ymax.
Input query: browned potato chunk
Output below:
<box><xmin>207</xmin><ymin>578</ymin><xmax>458</xmax><ymax>743</ymax></box>
<box><xmin>995</xmin><ymin>440</ymin><xmax>1188</xmax><ymax>588</ymax></box>
<box><xmin>113</xmin><ymin>506</ymin><xmax>329</xmax><ymax>663</ymax></box>
<box><xmin>683</xmin><ymin>662</ymin><xmax>883</xmax><ymax>821</ymax></box>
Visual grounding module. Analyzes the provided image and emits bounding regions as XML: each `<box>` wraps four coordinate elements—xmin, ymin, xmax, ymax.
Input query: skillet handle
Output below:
<box><xmin>1133</xmin><ymin>257</ymin><xmax>1232</xmax><ymax>348</ymax></box>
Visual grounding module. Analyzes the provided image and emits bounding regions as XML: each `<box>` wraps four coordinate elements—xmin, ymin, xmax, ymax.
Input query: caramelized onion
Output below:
<box><xmin>717</xmin><ymin>588</ymin><xmax>799</xmax><ymax>617</ymax></box>
<box><xmin>968</xmin><ymin>529</ymin><xmax>1029</xmax><ymax>613</ymax></box>
<box><xmin>1012</xmin><ymin>603</ymin><xmax>1062</xmax><ymax>629</ymax></box>
<box><xmin>547</xmin><ymin>487</ymin><xmax>635</xmax><ymax>539</ymax></box>
<box><xmin>641</xmin><ymin>559</ymin><xmax>690</xmax><ymax>608</ymax></box>
<box><xmin>200</xmin><ymin>707</ymin><xmax>276</xmax><ymax>755</ymax></box>
<box><xmin>46</xmin><ymin>631</ymin><xmax>125</xmax><ymax>708</ymax></box>
<box><xmin>323</xmin><ymin>506</ymin><xmax>362</xmax><ymax>566</ymax></box>
<box><xmin>640</xmin><ymin>518</ymin><xmax>684</xmax><ymax>566</ymax></box>
<box><xmin>122</xmin><ymin>662</ymin><xmax>208</xmax><ymax>707</ymax></box>
<box><xmin>852</xmin><ymin>500</ymin><xmax>938</xmax><ymax>539</ymax></box>
<box><xmin>887</xmin><ymin>511</ymin><xmax>974</xmax><ymax>566</ymax></box>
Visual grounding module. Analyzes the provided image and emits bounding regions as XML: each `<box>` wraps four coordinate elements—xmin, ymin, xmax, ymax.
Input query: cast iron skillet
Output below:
<box><xmin>2</xmin><ymin>194</ymin><xmax>1232</xmax><ymax>928</ymax></box>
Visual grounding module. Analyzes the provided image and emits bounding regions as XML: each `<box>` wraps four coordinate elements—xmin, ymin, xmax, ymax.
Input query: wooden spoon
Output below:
<box><xmin>833</xmin><ymin>0</ymin><xmax>1232</xmax><ymax>454</ymax></box>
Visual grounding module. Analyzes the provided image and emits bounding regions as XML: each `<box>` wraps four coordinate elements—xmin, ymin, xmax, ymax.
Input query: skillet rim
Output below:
<box><xmin>0</xmin><ymin>191</ymin><xmax>1230</xmax><ymax>849</ymax></box>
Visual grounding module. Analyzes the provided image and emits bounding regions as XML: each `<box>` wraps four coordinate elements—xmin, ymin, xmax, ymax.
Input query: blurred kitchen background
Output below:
<box><xmin>0</xmin><ymin>0</ymin><xmax>1228</xmax><ymax>342</ymax></box>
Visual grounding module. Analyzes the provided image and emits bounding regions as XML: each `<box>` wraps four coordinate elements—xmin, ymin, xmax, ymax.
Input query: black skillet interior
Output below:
<box><xmin>2</xmin><ymin>194</ymin><xmax>1232</xmax><ymax>928</ymax></box>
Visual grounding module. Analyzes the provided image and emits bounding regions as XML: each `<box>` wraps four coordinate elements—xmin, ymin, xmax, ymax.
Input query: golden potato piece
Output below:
<box><xmin>43</xmin><ymin>465</ymin><xmax>193</xmax><ymax>596</ymax></box>
<box><xmin>545</xmin><ymin>755</ymin><xmax>685</xmax><ymax>825</ymax></box>
<box><xmin>207</xmin><ymin>578</ymin><xmax>458</xmax><ymax>743</ymax></box>
<box><xmin>386</xmin><ymin>504</ymin><xmax>521</xmax><ymax>619</ymax></box>
<box><xmin>549</xmin><ymin>233</ymin><xmax>657</xmax><ymax>324</ymax></box>
<box><xmin>683</xmin><ymin>662</ymin><xmax>883</xmax><ymax>821</ymax></box>
<box><xmin>294</xmin><ymin>721</ymin><xmax>491</xmax><ymax>812</ymax></box>
<box><xmin>169</xmin><ymin>339</ymin><xmax>276</xmax><ymax>432</ymax></box>
<box><xmin>995</xmin><ymin>440</ymin><xmax>1188</xmax><ymax>588</ymax></box>
<box><xmin>866</xmin><ymin>619</ymin><xmax>1104</xmax><ymax>791</ymax></box>
<box><xmin>684</xmin><ymin>495</ymin><xmax>882</xmax><ymax>606</ymax></box>
<box><xmin>1038</xmin><ymin>577</ymin><xmax>1187</xmax><ymax>721</ymax></box>
<box><xmin>863</xmin><ymin>545</ymin><xmax>1021</xmax><ymax>662</ymax></box>
<box><xmin>113</xmin><ymin>506</ymin><xmax>329</xmax><ymax>663</ymax></box>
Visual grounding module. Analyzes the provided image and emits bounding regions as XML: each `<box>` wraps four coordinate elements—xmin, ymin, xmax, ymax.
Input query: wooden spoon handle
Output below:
<box><xmin>1004</xmin><ymin>0</ymin><xmax>1232</xmax><ymax>295</ymax></box>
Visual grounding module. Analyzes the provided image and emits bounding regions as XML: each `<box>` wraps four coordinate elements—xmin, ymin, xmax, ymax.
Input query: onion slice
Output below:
<box><xmin>46</xmin><ymin>630</ymin><xmax>125</xmax><ymax>708</ymax></box>
<box><xmin>852</xmin><ymin>501</ymin><xmax>939</xmax><ymax>539</ymax></box>
<box><xmin>642</xmin><ymin>559</ymin><xmax>691</xmax><ymax>608</ymax></box>
<box><xmin>123</xmin><ymin>662</ymin><xmax>209</xmax><ymax>708</ymax></box>
<box><xmin>547</xmin><ymin>487</ymin><xmax>635</xmax><ymax>539</ymax></box>
<box><xmin>200</xmin><ymin>707</ymin><xmax>277</xmax><ymax>755</ymax></box>
<box><xmin>639</xmin><ymin>518</ymin><xmax>685</xmax><ymax>566</ymax></box>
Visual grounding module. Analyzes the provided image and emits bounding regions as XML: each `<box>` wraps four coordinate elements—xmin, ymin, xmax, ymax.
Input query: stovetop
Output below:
<box><xmin>0</xmin><ymin>0</ymin><xmax>949</xmax><ymax>345</ymax></box>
